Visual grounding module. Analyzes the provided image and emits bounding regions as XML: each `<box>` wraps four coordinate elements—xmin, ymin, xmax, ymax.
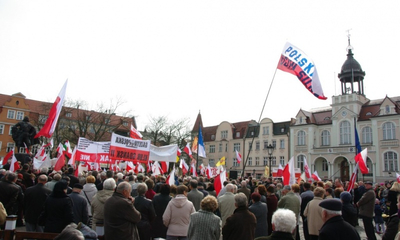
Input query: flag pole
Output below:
<box><xmin>242</xmin><ymin>68</ymin><xmax>278</xmax><ymax>177</ymax></box>
<box><xmin>196</xmin><ymin>124</ymin><xmax>200</xmax><ymax>171</ymax></box>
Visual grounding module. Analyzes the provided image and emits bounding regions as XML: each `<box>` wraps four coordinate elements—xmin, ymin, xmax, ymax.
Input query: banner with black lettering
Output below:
<box><xmin>109</xmin><ymin>133</ymin><xmax>151</xmax><ymax>163</ymax></box>
<box><xmin>75</xmin><ymin>137</ymin><xmax>111</xmax><ymax>164</ymax></box>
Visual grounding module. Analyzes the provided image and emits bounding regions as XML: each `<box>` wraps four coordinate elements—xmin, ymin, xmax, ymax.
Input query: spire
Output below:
<box><xmin>192</xmin><ymin>111</ymin><xmax>203</xmax><ymax>132</ymax></box>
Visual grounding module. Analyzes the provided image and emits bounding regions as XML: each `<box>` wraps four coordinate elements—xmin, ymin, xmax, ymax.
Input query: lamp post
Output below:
<box><xmin>267</xmin><ymin>144</ymin><xmax>275</xmax><ymax>178</ymax></box>
<box><xmin>253</xmin><ymin>169</ymin><xmax>255</xmax><ymax>177</ymax></box>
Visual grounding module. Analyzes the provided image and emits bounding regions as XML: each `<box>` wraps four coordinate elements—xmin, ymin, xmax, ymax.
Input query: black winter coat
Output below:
<box><xmin>41</xmin><ymin>194</ymin><xmax>74</xmax><ymax>233</ymax></box>
<box><xmin>23</xmin><ymin>183</ymin><xmax>51</xmax><ymax>224</ymax></box>
<box><xmin>151</xmin><ymin>193</ymin><xmax>172</xmax><ymax>238</ymax></box>
<box><xmin>319</xmin><ymin>215</ymin><xmax>360</xmax><ymax>240</ymax></box>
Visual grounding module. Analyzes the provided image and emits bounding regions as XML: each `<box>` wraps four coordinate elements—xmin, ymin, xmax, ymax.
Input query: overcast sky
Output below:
<box><xmin>1</xmin><ymin>1</ymin><xmax>399</xmax><ymax>131</ymax></box>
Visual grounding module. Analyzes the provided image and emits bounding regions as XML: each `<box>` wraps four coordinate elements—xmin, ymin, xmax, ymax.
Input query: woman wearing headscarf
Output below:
<box><xmin>40</xmin><ymin>181</ymin><xmax>74</xmax><ymax>233</ymax></box>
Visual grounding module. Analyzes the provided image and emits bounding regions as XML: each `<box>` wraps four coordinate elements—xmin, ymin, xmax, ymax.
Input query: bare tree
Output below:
<box><xmin>144</xmin><ymin>116</ymin><xmax>191</xmax><ymax>147</ymax></box>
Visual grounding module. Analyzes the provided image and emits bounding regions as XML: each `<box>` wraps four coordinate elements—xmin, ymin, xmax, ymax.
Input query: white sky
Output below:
<box><xmin>1</xmin><ymin>1</ymin><xmax>399</xmax><ymax>131</ymax></box>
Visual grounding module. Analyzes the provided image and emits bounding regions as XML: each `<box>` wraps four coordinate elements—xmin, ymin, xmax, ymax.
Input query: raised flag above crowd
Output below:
<box><xmin>277</xmin><ymin>42</ymin><xmax>327</xmax><ymax>100</ymax></box>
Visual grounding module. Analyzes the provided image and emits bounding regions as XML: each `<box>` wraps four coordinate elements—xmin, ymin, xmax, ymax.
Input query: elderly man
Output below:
<box><xmin>68</xmin><ymin>183</ymin><xmax>89</xmax><ymax>225</ymax></box>
<box><xmin>0</xmin><ymin>172</ymin><xmax>23</xmax><ymax>215</ymax></box>
<box><xmin>187</xmin><ymin>179</ymin><xmax>204</xmax><ymax>211</ymax></box>
<box><xmin>278</xmin><ymin>185</ymin><xmax>300</xmax><ymax>240</ymax></box>
<box><xmin>303</xmin><ymin>187</ymin><xmax>325</xmax><ymax>240</ymax></box>
<box><xmin>218</xmin><ymin>183</ymin><xmax>236</xmax><ymax>226</ymax></box>
<box><xmin>104</xmin><ymin>182</ymin><xmax>141</xmax><ymax>240</ymax></box>
<box><xmin>237</xmin><ymin>180</ymin><xmax>250</xmax><ymax>200</ymax></box>
<box><xmin>357</xmin><ymin>181</ymin><xmax>377</xmax><ymax>240</ymax></box>
<box><xmin>255</xmin><ymin>208</ymin><xmax>297</xmax><ymax>240</ymax></box>
<box><xmin>318</xmin><ymin>198</ymin><xmax>360</xmax><ymax>240</ymax></box>
<box><xmin>222</xmin><ymin>192</ymin><xmax>256</xmax><ymax>240</ymax></box>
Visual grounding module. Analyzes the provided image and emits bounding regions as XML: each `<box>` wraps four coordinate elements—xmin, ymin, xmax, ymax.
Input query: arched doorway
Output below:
<box><xmin>340</xmin><ymin>159</ymin><xmax>349</xmax><ymax>182</ymax></box>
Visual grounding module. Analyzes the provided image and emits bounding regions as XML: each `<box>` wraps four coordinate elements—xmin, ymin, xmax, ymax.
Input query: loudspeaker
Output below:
<box><xmin>230</xmin><ymin>170</ymin><xmax>238</xmax><ymax>180</ymax></box>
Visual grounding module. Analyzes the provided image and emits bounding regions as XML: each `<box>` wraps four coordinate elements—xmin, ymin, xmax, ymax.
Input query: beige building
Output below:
<box><xmin>192</xmin><ymin>113</ymin><xmax>290</xmax><ymax>179</ymax></box>
<box><xmin>290</xmin><ymin>46</ymin><xmax>400</xmax><ymax>183</ymax></box>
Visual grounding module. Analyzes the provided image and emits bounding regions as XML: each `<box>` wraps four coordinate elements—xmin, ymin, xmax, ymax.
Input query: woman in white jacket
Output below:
<box><xmin>80</xmin><ymin>175</ymin><xmax>98</xmax><ymax>227</ymax></box>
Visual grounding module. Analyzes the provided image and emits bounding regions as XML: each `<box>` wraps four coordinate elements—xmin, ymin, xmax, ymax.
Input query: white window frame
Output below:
<box><xmin>233</xmin><ymin>143</ymin><xmax>240</xmax><ymax>152</ymax></box>
<box><xmin>384</xmin><ymin>151</ymin><xmax>398</xmax><ymax>172</ymax></box>
<box><xmin>248</xmin><ymin>157</ymin><xmax>252</xmax><ymax>166</ymax></box>
<box><xmin>297</xmin><ymin>155</ymin><xmax>305</xmax><ymax>169</ymax></box>
<box><xmin>280</xmin><ymin>156</ymin><xmax>285</xmax><ymax>166</ymax></box>
<box><xmin>221</xmin><ymin>130</ymin><xmax>228</xmax><ymax>139</ymax></box>
<box><xmin>6</xmin><ymin>142</ymin><xmax>15</xmax><ymax>152</ymax></box>
<box><xmin>298</xmin><ymin>131</ymin><xmax>306</xmax><ymax>146</ymax></box>
<box><xmin>16</xmin><ymin>111</ymin><xmax>24</xmax><ymax>120</ymax></box>
<box><xmin>321</xmin><ymin>130</ymin><xmax>330</xmax><ymax>146</ymax></box>
<box><xmin>210</xmin><ymin>145</ymin><xmax>215</xmax><ymax>153</ymax></box>
<box><xmin>340</xmin><ymin>121</ymin><xmax>351</xmax><ymax>145</ymax></box>
<box><xmin>383</xmin><ymin>122</ymin><xmax>396</xmax><ymax>140</ymax></box>
<box><xmin>255</xmin><ymin>157</ymin><xmax>259</xmax><ymax>166</ymax></box>
<box><xmin>7</xmin><ymin>110</ymin><xmax>15</xmax><ymax>119</ymax></box>
<box><xmin>0</xmin><ymin>124</ymin><xmax>4</xmax><ymax>134</ymax></box>
<box><xmin>280</xmin><ymin>139</ymin><xmax>285</xmax><ymax>149</ymax></box>
<box><xmin>362</xmin><ymin>126</ymin><xmax>372</xmax><ymax>144</ymax></box>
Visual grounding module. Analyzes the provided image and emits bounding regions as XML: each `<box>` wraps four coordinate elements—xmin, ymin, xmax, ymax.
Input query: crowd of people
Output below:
<box><xmin>1</xmin><ymin>162</ymin><xmax>400</xmax><ymax>240</ymax></box>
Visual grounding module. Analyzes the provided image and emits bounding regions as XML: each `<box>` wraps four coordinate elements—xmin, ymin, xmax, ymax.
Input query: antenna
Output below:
<box><xmin>346</xmin><ymin>29</ymin><xmax>353</xmax><ymax>51</ymax></box>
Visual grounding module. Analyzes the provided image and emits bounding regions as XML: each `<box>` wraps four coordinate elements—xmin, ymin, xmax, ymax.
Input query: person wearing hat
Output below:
<box><xmin>68</xmin><ymin>183</ymin><xmax>89</xmax><ymax>225</ymax></box>
<box><xmin>318</xmin><ymin>198</ymin><xmax>360</xmax><ymax>240</ymax></box>
<box><xmin>357</xmin><ymin>181</ymin><xmax>377</xmax><ymax>240</ymax></box>
<box><xmin>340</xmin><ymin>191</ymin><xmax>357</xmax><ymax>227</ymax></box>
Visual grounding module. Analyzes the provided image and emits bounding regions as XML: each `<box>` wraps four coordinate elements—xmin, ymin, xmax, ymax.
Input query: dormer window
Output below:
<box><xmin>366</xmin><ymin>112</ymin><xmax>372</xmax><ymax>116</ymax></box>
<box><xmin>299</xmin><ymin>117</ymin><xmax>303</xmax><ymax>124</ymax></box>
<box><xmin>385</xmin><ymin>105</ymin><xmax>390</xmax><ymax>114</ymax></box>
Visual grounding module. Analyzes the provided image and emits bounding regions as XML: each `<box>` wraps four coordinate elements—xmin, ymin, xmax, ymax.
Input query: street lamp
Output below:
<box><xmin>267</xmin><ymin>144</ymin><xmax>275</xmax><ymax>178</ymax></box>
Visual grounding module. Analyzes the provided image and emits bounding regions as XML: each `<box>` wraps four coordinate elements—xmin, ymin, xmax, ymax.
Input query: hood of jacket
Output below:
<box><xmin>171</xmin><ymin>194</ymin><xmax>189</xmax><ymax>208</ymax></box>
<box><xmin>83</xmin><ymin>183</ymin><xmax>97</xmax><ymax>193</ymax></box>
<box><xmin>94</xmin><ymin>189</ymin><xmax>114</xmax><ymax>204</ymax></box>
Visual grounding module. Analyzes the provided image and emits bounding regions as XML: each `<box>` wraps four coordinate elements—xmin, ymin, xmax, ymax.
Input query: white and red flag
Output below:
<box><xmin>303</xmin><ymin>158</ymin><xmax>312</xmax><ymax>181</ymax></box>
<box><xmin>152</xmin><ymin>161</ymin><xmax>162</xmax><ymax>176</ymax></box>
<box><xmin>54</xmin><ymin>143</ymin><xmax>66</xmax><ymax>171</ymax></box>
<box><xmin>214</xmin><ymin>169</ymin><xmax>227</xmax><ymax>196</ymax></box>
<box><xmin>130</xmin><ymin>124</ymin><xmax>143</xmax><ymax>139</ymax></box>
<box><xmin>183</xmin><ymin>143</ymin><xmax>192</xmax><ymax>158</ymax></box>
<box><xmin>67</xmin><ymin>147</ymin><xmax>77</xmax><ymax>166</ymax></box>
<box><xmin>176</xmin><ymin>148</ymin><xmax>181</xmax><ymax>162</ymax></box>
<box><xmin>235</xmin><ymin>150</ymin><xmax>242</xmax><ymax>164</ymax></box>
<box><xmin>277</xmin><ymin>42</ymin><xmax>326</xmax><ymax>100</ymax></box>
<box><xmin>35</xmin><ymin>143</ymin><xmax>46</xmax><ymax>159</ymax></box>
<box><xmin>35</xmin><ymin>80</ymin><xmax>68</xmax><ymax>138</ymax></box>
<box><xmin>396</xmin><ymin>173</ymin><xmax>400</xmax><ymax>183</ymax></box>
<box><xmin>2</xmin><ymin>150</ymin><xmax>14</xmax><ymax>166</ymax></box>
<box><xmin>355</xmin><ymin>148</ymin><xmax>369</xmax><ymax>174</ymax></box>
<box><xmin>126</xmin><ymin>161</ymin><xmax>135</xmax><ymax>173</ymax></box>
<box><xmin>199</xmin><ymin>164</ymin><xmax>205</xmax><ymax>175</ymax></box>
<box><xmin>311</xmin><ymin>171</ymin><xmax>321</xmax><ymax>181</ymax></box>
<box><xmin>191</xmin><ymin>163</ymin><xmax>197</xmax><ymax>177</ymax></box>
<box><xmin>166</xmin><ymin>165</ymin><xmax>176</xmax><ymax>186</ymax></box>
<box><xmin>347</xmin><ymin>162</ymin><xmax>359</xmax><ymax>191</ymax></box>
<box><xmin>63</xmin><ymin>141</ymin><xmax>73</xmax><ymax>159</ymax></box>
<box><xmin>137</xmin><ymin>163</ymin><xmax>145</xmax><ymax>173</ymax></box>
<box><xmin>9</xmin><ymin>151</ymin><xmax>20</xmax><ymax>172</ymax></box>
<box><xmin>23</xmin><ymin>142</ymin><xmax>30</xmax><ymax>154</ymax></box>
<box><xmin>282</xmin><ymin>157</ymin><xmax>296</xmax><ymax>186</ymax></box>
<box><xmin>180</xmin><ymin>159</ymin><xmax>189</xmax><ymax>176</ymax></box>
<box><xmin>206</xmin><ymin>164</ymin><xmax>212</xmax><ymax>179</ymax></box>
<box><xmin>277</xmin><ymin>164</ymin><xmax>284</xmax><ymax>177</ymax></box>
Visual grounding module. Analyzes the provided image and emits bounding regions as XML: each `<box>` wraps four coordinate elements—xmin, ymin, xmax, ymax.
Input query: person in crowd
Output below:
<box><xmin>300</xmin><ymin>182</ymin><xmax>314</xmax><ymax>240</ymax></box>
<box><xmin>249</xmin><ymin>192</ymin><xmax>268</xmax><ymax>238</ymax></box>
<box><xmin>145</xmin><ymin>178</ymin><xmax>156</xmax><ymax>200</ymax></box>
<box><xmin>334</xmin><ymin>178</ymin><xmax>344</xmax><ymax>192</ymax></box>
<box><xmin>104</xmin><ymin>181</ymin><xmax>141</xmax><ymax>240</ymax></box>
<box><xmin>45</xmin><ymin>173</ymin><xmax>61</xmax><ymax>191</ymax></box>
<box><xmin>0</xmin><ymin>202</ymin><xmax>6</xmax><ymax>225</ymax></box>
<box><xmin>96</xmin><ymin>172</ymin><xmax>107</xmax><ymax>191</ymax></box>
<box><xmin>187</xmin><ymin>195</ymin><xmax>221</xmax><ymax>240</ymax></box>
<box><xmin>134</xmin><ymin>183</ymin><xmax>156</xmax><ymax>240</ymax></box>
<box><xmin>206</xmin><ymin>181</ymin><xmax>216</xmax><ymax>197</ymax></box>
<box><xmin>54</xmin><ymin>223</ymin><xmax>85</xmax><ymax>240</ymax></box>
<box><xmin>266</xmin><ymin>185</ymin><xmax>278</xmax><ymax>236</ymax></box>
<box><xmin>67</xmin><ymin>167</ymin><xmax>79</xmax><ymax>187</ymax></box>
<box><xmin>69</xmin><ymin>183</ymin><xmax>89</xmax><ymax>225</ymax></box>
<box><xmin>131</xmin><ymin>173</ymin><xmax>144</xmax><ymax>197</ymax></box>
<box><xmin>152</xmin><ymin>184</ymin><xmax>172</xmax><ymax>239</ymax></box>
<box><xmin>163</xmin><ymin>185</ymin><xmax>195</xmax><ymax>240</ymax></box>
<box><xmin>340</xmin><ymin>191</ymin><xmax>358</xmax><ymax>227</ymax></box>
<box><xmin>357</xmin><ymin>181</ymin><xmax>377</xmax><ymax>240</ymax></box>
<box><xmin>40</xmin><ymin>181</ymin><xmax>74</xmax><ymax>233</ymax></box>
<box><xmin>91</xmin><ymin>178</ymin><xmax>116</xmax><ymax>230</ymax></box>
<box><xmin>0</xmin><ymin>172</ymin><xmax>24</xmax><ymax>216</ymax></box>
<box><xmin>382</xmin><ymin>195</ymin><xmax>400</xmax><ymax>240</ymax></box>
<box><xmin>374</xmin><ymin>198</ymin><xmax>385</xmax><ymax>234</ymax></box>
<box><xmin>387</xmin><ymin>181</ymin><xmax>400</xmax><ymax>215</ymax></box>
<box><xmin>237</xmin><ymin>180</ymin><xmax>250</xmax><ymax>201</ymax></box>
<box><xmin>222</xmin><ymin>193</ymin><xmax>256</xmax><ymax>240</ymax></box>
<box><xmin>218</xmin><ymin>183</ymin><xmax>236</xmax><ymax>226</ymax></box>
<box><xmin>197</xmin><ymin>182</ymin><xmax>209</xmax><ymax>197</ymax></box>
<box><xmin>303</xmin><ymin>187</ymin><xmax>325</xmax><ymax>240</ymax></box>
<box><xmin>318</xmin><ymin>198</ymin><xmax>360</xmax><ymax>240</ymax></box>
<box><xmin>187</xmin><ymin>179</ymin><xmax>204</xmax><ymax>211</ymax></box>
<box><xmin>254</xmin><ymin>208</ymin><xmax>297</xmax><ymax>240</ymax></box>
<box><xmin>278</xmin><ymin>185</ymin><xmax>300</xmax><ymax>240</ymax></box>
<box><xmin>24</xmin><ymin>174</ymin><xmax>52</xmax><ymax>233</ymax></box>
<box><xmin>80</xmin><ymin>175</ymin><xmax>97</xmax><ymax>227</ymax></box>
<box><xmin>20</xmin><ymin>163</ymin><xmax>34</xmax><ymax>188</ymax></box>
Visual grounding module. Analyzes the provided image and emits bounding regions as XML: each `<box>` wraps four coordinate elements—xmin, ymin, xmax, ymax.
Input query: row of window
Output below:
<box><xmin>7</xmin><ymin>110</ymin><xmax>24</xmax><ymax>120</ymax></box>
<box><xmin>208</xmin><ymin>140</ymin><xmax>284</xmax><ymax>153</ymax></box>
<box><xmin>208</xmin><ymin>156</ymin><xmax>284</xmax><ymax>167</ymax></box>
<box><xmin>216</xmin><ymin>126</ymin><xmax>280</xmax><ymax>140</ymax></box>
<box><xmin>297</xmin><ymin>122</ymin><xmax>397</xmax><ymax>146</ymax></box>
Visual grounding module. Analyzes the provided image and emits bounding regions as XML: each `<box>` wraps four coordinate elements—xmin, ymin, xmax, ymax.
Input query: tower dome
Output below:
<box><xmin>338</xmin><ymin>47</ymin><xmax>366</xmax><ymax>95</ymax></box>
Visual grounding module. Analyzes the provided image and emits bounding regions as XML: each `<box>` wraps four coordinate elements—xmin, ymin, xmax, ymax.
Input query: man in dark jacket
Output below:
<box><xmin>254</xmin><ymin>208</ymin><xmax>297</xmax><ymax>240</ymax></box>
<box><xmin>104</xmin><ymin>182</ymin><xmax>141</xmax><ymax>240</ymax></box>
<box><xmin>0</xmin><ymin>172</ymin><xmax>23</xmax><ymax>215</ymax></box>
<box><xmin>249</xmin><ymin>192</ymin><xmax>268</xmax><ymax>238</ymax></box>
<box><xmin>357</xmin><ymin>181</ymin><xmax>377</xmax><ymax>240</ymax></box>
<box><xmin>24</xmin><ymin>174</ymin><xmax>51</xmax><ymax>233</ymax></box>
<box><xmin>318</xmin><ymin>199</ymin><xmax>360</xmax><ymax>240</ymax></box>
<box><xmin>222</xmin><ymin>192</ymin><xmax>256</xmax><ymax>240</ymax></box>
<box><xmin>68</xmin><ymin>183</ymin><xmax>89</xmax><ymax>225</ymax></box>
<box><xmin>134</xmin><ymin>183</ymin><xmax>155</xmax><ymax>240</ymax></box>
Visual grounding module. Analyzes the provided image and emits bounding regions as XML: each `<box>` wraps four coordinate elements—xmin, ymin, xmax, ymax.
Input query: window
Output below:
<box><xmin>263</xmin><ymin>141</ymin><xmax>269</xmax><ymax>149</ymax></box>
<box><xmin>105</xmin><ymin>118</ymin><xmax>110</xmax><ymax>124</ymax></box>
<box><xmin>272</xmin><ymin>140</ymin><xmax>276</xmax><ymax>148</ymax></box>
<box><xmin>386</xmin><ymin>105</ymin><xmax>390</xmax><ymax>114</ymax></box>
<box><xmin>0</xmin><ymin>124</ymin><xmax>4</xmax><ymax>134</ymax></box>
<box><xmin>340</xmin><ymin>121</ymin><xmax>351</xmax><ymax>144</ymax></box>
<box><xmin>362</xmin><ymin>126</ymin><xmax>372</xmax><ymax>144</ymax></box>
<box><xmin>219</xmin><ymin>143</ymin><xmax>222</xmax><ymax>152</ymax></box>
<box><xmin>123</xmin><ymin>122</ymin><xmax>128</xmax><ymax>127</ymax></box>
<box><xmin>248</xmin><ymin>142</ymin><xmax>252</xmax><ymax>151</ymax></box>
<box><xmin>384</xmin><ymin>151</ymin><xmax>398</xmax><ymax>172</ymax></box>
<box><xmin>297</xmin><ymin>155</ymin><xmax>305</xmax><ymax>169</ymax></box>
<box><xmin>6</xmin><ymin>143</ymin><xmax>14</xmax><ymax>152</ymax></box>
<box><xmin>16</xmin><ymin>111</ymin><xmax>24</xmax><ymax>120</ymax></box>
<box><xmin>248</xmin><ymin>157</ymin><xmax>252</xmax><ymax>166</ymax></box>
<box><xmin>263</xmin><ymin>126</ymin><xmax>269</xmax><ymax>135</ymax></box>
<box><xmin>210</xmin><ymin>145</ymin><xmax>215</xmax><ymax>153</ymax></box>
<box><xmin>211</xmin><ymin>135</ymin><xmax>215</xmax><ymax>140</ymax></box>
<box><xmin>225</xmin><ymin>144</ymin><xmax>227</xmax><ymax>152</ymax></box>
<box><xmin>9</xmin><ymin>127</ymin><xmax>13</xmax><ymax>135</ymax></box>
<box><xmin>255</xmin><ymin>141</ymin><xmax>260</xmax><ymax>150</ymax></box>
<box><xmin>236</xmin><ymin>132</ymin><xmax>240</xmax><ymax>138</ymax></box>
<box><xmin>298</xmin><ymin>131</ymin><xmax>306</xmax><ymax>146</ymax></box>
<box><xmin>66</xmin><ymin>112</ymin><xmax>72</xmax><ymax>118</ymax></box>
<box><xmin>7</xmin><ymin>110</ymin><xmax>15</xmax><ymax>119</ymax></box>
<box><xmin>280</xmin><ymin>139</ymin><xmax>285</xmax><ymax>149</ymax></box>
<box><xmin>0</xmin><ymin>142</ymin><xmax>2</xmax><ymax>154</ymax></box>
<box><xmin>233</xmin><ymin>158</ymin><xmax>239</xmax><ymax>167</ymax></box>
<box><xmin>233</xmin><ymin>143</ymin><xmax>240</xmax><ymax>151</ymax></box>
<box><xmin>221</xmin><ymin>130</ymin><xmax>228</xmax><ymax>139</ymax></box>
<box><xmin>86</xmin><ymin>115</ymin><xmax>91</xmax><ymax>121</ymax></box>
<box><xmin>263</xmin><ymin>157</ymin><xmax>268</xmax><ymax>166</ymax></box>
<box><xmin>280</xmin><ymin>156</ymin><xmax>285</xmax><ymax>166</ymax></box>
<box><xmin>321</xmin><ymin>130</ymin><xmax>330</xmax><ymax>146</ymax></box>
<box><xmin>209</xmin><ymin>159</ymin><xmax>215</xmax><ymax>167</ymax></box>
<box><xmin>272</xmin><ymin>157</ymin><xmax>276</xmax><ymax>166</ymax></box>
<box><xmin>322</xmin><ymin>159</ymin><xmax>329</xmax><ymax>171</ymax></box>
<box><xmin>255</xmin><ymin>157</ymin><xmax>260</xmax><ymax>166</ymax></box>
<box><xmin>383</xmin><ymin>122</ymin><xmax>396</xmax><ymax>140</ymax></box>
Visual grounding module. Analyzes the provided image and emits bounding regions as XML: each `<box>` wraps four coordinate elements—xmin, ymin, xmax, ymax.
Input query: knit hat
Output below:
<box><xmin>340</xmin><ymin>191</ymin><xmax>352</xmax><ymax>203</ymax></box>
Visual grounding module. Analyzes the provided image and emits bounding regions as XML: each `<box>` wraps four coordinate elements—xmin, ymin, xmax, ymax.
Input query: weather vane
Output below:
<box><xmin>346</xmin><ymin>29</ymin><xmax>353</xmax><ymax>51</ymax></box>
